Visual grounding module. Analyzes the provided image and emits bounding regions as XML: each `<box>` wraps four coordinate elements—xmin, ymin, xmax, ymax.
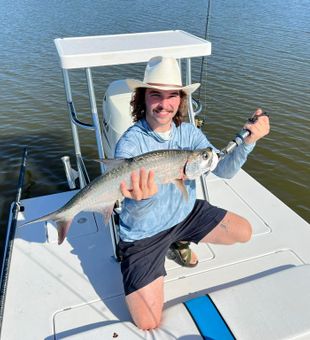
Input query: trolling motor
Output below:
<box><xmin>218</xmin><ymin>112</ymin><xmax>269</xmax><ymax>160</ymax></box>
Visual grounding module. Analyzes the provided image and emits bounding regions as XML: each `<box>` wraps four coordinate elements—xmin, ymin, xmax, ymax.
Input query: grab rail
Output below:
<box><xmin>68</xmin><ymin>102</ymin><xmax>94</xmax><ymax>130</ymax></box>
<box><xmin>62</xmin><ymin>67</ymin><xmax>106</xmax><ymax>188</ymax></box>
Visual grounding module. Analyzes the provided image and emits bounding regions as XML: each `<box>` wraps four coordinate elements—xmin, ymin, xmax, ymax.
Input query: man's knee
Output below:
<box><xmin>134</xmin><ymin>317</ymin><xmax>161</xmax><ymax>330</ymax></box>
<box><xmin>225</xmin><ymin>212</ymin><xmax>252</xmax><ymax>244</ymax></box>
<box><xmin>130</xmin><ymin>303</ymin><xmax>162</xmax><ymax>330</ymax></box>
<box><xmin>239</xmin><ymin>218</ymin><xmax>252</xmax><ymax>243</ymax></box>
<box><xmin>126</xmin><ymin>276</ymin><xmax>164</xmax><ymax>330</ymax></box>
<box><xmin>203</xmin><ymin>213</ymin><xmax>253</xmax><ymax>245</ymax></box>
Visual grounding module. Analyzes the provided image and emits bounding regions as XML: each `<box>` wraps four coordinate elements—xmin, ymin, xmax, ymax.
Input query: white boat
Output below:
<box><xmin>1</xmin><ymin>30</ymin><xmax>309</xmax><ymax>340</ymax></box>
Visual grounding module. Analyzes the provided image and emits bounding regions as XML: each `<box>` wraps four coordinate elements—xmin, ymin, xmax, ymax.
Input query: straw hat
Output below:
<box><xmin>126</xmin><ymin>56</ymin><xmax>200</xmax><ymax>95</ymax></box>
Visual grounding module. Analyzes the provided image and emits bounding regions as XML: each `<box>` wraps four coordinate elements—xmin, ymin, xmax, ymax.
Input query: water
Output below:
<box><xmin>1</xmin><ymin>0</ymin><xmax>309</xmax><ymax>244</ymax></box>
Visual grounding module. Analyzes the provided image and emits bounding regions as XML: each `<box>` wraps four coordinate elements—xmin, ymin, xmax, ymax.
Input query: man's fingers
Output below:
<box><xmin>120</xmin><ymin>174</ymin><xmax>142</xmax><ymax>200</ymax></box>
<box><xmin>147</xmin><ymin>169</ymin><xmax>155</xmax><ymax>186</ymax></box>
<box><xmin>147</xmin><ymin>169</ymin><xmax>158</xmax><ymax>195</ymax></box>
<box><xmin>244</xmin><ymin>108</ymin><xmax>270</xmax><ymax>144</ymax></box>
<box><xmin>120</xmin><ymin>169</ymin><xmax>157</xmax><ymax>200</ymax></box>
<box><xmin>131</xmin><ymin>171</ymin><xmax>140</xmax><ymax>192</ymax></box>
<box><xmin>253</xmin><ymin>107</ymin><xmax>263</xmax><ymax>117</ymax></box>
<box><xmin>120</xmin><ymin>180</ymin><xmax>131</xmax><ymax>198</ymax></box>
<box><xmin>130</xmin><ymin>171</ymin><xmax>142</xmax><ymax>200</ymax></box>
<box><xmin>139</xmin><ymin>168</ymin><xmax>148</xmax><ymax>192</ymax></box>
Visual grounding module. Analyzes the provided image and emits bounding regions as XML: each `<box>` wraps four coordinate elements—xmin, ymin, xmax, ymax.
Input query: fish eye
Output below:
<box><xmin>203</xmin><ymin>151</ymin><xmax>209</xmax><ymax>159</ymax></box>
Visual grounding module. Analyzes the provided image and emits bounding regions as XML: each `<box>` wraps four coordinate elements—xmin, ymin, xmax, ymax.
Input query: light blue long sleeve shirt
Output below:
<box><xmin>115</xmin><ymin>119</ymin><xmax>255</xmax><ymax>241</ymax></box>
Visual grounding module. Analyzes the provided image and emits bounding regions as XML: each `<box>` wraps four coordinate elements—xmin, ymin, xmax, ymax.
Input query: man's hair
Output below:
<box><xmin>129</xmin><ymin>88</ymin><xmax>188</xmax><ymax>127</ymax></box>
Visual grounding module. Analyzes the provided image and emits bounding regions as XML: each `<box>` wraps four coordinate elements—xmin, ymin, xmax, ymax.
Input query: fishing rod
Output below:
<box><xmin>0</xmin><ymin>148</ymin><xmax>28</xmax><ymax>331</ymax></box>
<box><xmin>218</xmin><ymin>112</ymin><xmax>269</xmax><ymax>160</ymax></box>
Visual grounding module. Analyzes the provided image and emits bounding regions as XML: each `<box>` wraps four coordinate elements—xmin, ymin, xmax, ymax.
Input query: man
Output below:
<box><xmin>114</xmin><ymin>56</ymin><xmax>270</xmax><ymax>330</ymax></box>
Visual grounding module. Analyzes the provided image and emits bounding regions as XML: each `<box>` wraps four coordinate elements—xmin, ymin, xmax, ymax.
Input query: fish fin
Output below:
<box><xmin>92</xmin><ymin>203</ymin><xmax>115</xmax><ymax>225</ymax></box>
<box><xmin>102</xmin><ymin>204</ymin><xmax>115</xmax><ymax>225</ymax></box>
<box><xmin>93</xmin><ymin>158</ymin><xmax>126</xmax><ymax>172</ymax></box>
<box><xmin>173</xmin><ymin>179</ymin><xmax>188</xmax><ymax>201</ymax></box>
<box><xmin>56</xmin><ymin>219</ymin><xmax>73</xmax><ymax>245</ymax></box>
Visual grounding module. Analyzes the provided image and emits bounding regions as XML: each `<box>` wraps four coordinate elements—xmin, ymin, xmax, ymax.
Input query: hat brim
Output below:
<box><xmin>126</xmin><ymin>79</ymin><xmax>200</xmax><ymax>95</ymax></box>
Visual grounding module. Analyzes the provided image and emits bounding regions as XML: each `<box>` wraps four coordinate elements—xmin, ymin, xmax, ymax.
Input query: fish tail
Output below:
<box><xmin>19</xmin><ymin>210</ymin><xmax>72</xmax><ymax>245</ymax></box>
<box><xmin>56</xmin><ymin>218</ymin><xmax>72</xmax><ymax>245</ymax></box>
<box><xmin>19</xmin><ymin>211</ymin><xmax>59</xmax><ymax>228</ymax></box>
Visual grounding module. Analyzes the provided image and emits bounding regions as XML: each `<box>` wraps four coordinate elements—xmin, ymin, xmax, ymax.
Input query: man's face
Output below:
<box><xmin>145</xmin><ymin>88</ymin><xmax>181</xmax><ymax>132</ymax></box>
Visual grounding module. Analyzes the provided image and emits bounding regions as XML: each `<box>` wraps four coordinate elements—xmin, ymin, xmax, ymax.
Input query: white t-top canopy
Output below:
<box><xmin>54</xmin><ymin>30</ymin><xmax>211</xmax><ymax>69</ymax></box>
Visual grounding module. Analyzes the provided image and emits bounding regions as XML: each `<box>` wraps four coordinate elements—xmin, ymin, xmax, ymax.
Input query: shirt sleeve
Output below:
<box><xmin>213</xmin><ymin>142</ymin><xmax>255</xmax><ymax>178</ymax></box>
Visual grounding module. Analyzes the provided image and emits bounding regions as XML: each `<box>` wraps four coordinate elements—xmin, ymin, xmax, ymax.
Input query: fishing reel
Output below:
<box><xmin>218</xmin><ymin>111</ymin><xmax>269</xmax><ymax>159</ymax></box>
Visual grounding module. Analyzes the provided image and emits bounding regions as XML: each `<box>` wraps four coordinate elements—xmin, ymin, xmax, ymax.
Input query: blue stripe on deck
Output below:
<box><xmin>184</xmin><ymin>295</ymin><xmax>235</xmax><ymax>340</ymax></box>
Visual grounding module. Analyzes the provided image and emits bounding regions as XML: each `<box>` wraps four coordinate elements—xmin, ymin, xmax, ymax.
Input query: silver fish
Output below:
<box><xmin>21</xmin><ymin>148</ymin><xmax>214</xmax><ymax>244</ymax></box>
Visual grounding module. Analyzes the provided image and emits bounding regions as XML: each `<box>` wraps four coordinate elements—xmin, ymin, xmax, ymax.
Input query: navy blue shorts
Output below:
<box><xmin>118</xmin><ymin>199</ymin><xmax>227</xmax><ymax>295</ymax></box>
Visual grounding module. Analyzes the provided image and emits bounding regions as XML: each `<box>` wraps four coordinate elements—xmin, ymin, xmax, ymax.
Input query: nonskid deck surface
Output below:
<box><xmin>2</xmin><ymin>170</ymin><xmax>309</xmax><ymax>339</ymax></box>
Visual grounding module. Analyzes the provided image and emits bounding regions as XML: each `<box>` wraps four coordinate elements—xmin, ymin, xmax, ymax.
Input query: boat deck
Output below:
<box><xmin>2</xmin><ymin>170</ymin><xmax>310</xmax><ymax>339</ymax></box>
